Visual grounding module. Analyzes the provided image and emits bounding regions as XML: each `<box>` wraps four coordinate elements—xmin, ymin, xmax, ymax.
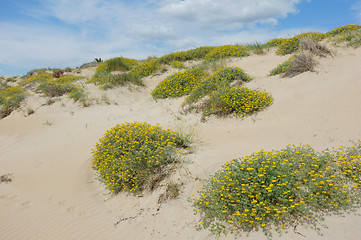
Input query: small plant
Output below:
<box><xmin>94</xmin><ymin>57</ymin><xmax>103</xmax><ymax>62</ymax></box>
<box><xmin>193</xmin><ymin>142</ymin><xmax>361</xmax><ymax>237</ymax></box>
<box><xmin>299</xmin><ymin>37</ymin><xmax>331</xmax><ymax>57</ymax></box>
<box><xmin>269</xmin><ymin>56</ymin><xmax>295</xmax><ymax>76</ymax></box>
<box><xmin>283</xmin><ymin>53</ymin><xmax>317</xmax><ymax>78</ymax></box>
<box><xmin>151</xmin><ymin>68</ymin><xmax>205</xmax><ymax>99</ymax></box>
<box><xmin>0</xmin><ymin>174</ymin><xmax>13</xmax><ymax>183</ymax></box>
<box><xmin>0</xmin><ymin>86</ymin><xmax>27</xmax><ymax>118</ymax></box>
<box><xmin>129</xmin><ymin>58</ymin><xmax>161</xmax><ymax>78</ymax></box>
<box><xmin>203</xmin><ymin>87</ymin><xmax>273</xmax><ymax>117</ymax></box>
<box><xmin>91</xmin><ymin>122</ymin><xmax>192</xmax><ymax>194</ymax></box>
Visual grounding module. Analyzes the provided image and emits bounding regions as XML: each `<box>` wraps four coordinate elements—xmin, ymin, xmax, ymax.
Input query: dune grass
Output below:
<box><xmin>193</xmin><ymin>141</ymin><xmax>361</xmax><ymax>237</ymax></box>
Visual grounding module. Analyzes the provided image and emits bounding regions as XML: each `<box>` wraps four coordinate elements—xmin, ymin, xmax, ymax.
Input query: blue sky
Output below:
<box><xmin>1</xmin><ymin>0</ymin><xmax>360</xmax><ymax>77</ymax></box>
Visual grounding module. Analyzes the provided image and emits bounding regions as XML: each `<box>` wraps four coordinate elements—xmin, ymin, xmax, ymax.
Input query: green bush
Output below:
<box><xmin>204</xmin><ymin>45</ymin><xmax>249</xmax><ymax>61</ymax></box>
<box><xmin>104</xmin><ymin>57</ymin><xmax>139</xmax><ymax>72</ymax></box>
<box><xmin>151</xmin><ymin>68</ymin><xmax>205</xmax><ymax>99</ymax></box>
<box><xmin>193</xmin><ymin>142</ymin><xmax>361</xmax><ymax>236</ymax></box>
<box><xmin>0</xmin><ymin>86</ymin><xmax>27</xmax><ymax>117</ymax></box>
<box><xmin>129</xmin><ymin>58</ymin><xmax>161</xmax><ymax>78</ymax></box>
<box><xmin>269</xmin><ymin>56</ymin><xmax>295</xmax><ymax>76</ymax></box>
<box><xmin>203</xmin><ymin>87</ymin><xmax>273</xmax><ymax>117</ymax></box>
<box><xmin>326</xmin><ymin>24</ymin><xmax>361</xmax><ymax>37</ymax></box>
<box><xmin>158</xmin><ymin>46</ymin><xmax>215</xmax><ymax>64</ymax></box>
<box><xmin>91</xmin><ymin>122</ymin><xmax>192</xmax><ymax>194</ymax></box>
<box><xmin>184</xmin><ymin>67</ymin><xmax>253</xmax><ymax>105</ymax></box>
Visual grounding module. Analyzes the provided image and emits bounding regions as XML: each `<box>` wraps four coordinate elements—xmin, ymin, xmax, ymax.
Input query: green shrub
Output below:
<box><xmin>193</xmin><ymin>142</ymin><xmax>361</xmax><ymax>236</ymax></box>
<box><xmin>326</xmin><ymin>24</ymin><xmax>361</xmax><ymax>37</ymax></box>
<box><xmin>184</xmin><ymin>67</ymin><xmax>253</xmax><ymax>105</ymax></box>
<box><xmin>269</xmin><ymin>56</ymin><xmax>294</xmax><ymax>76</ymax></box>
<box><xmin>0</xmin><ymin>86</ymin><xmax>27</xmax><ymax>117</ymax></box>
<box><xmin>129</xmin><ymin>58</ymin><xmax>161</xmax><ymax>78</ymax></box>
<box><xmin>104</xmin><ymin>57</ymin><xmax>139</xmax><ymax>72</ymax></box>
<box><xmin>170</xmin><ymin>60</ymin><xmax>186</xmax><ymax>69</ymax></box>
<box><xmin>22</xmin><ymin>72</ymin><xmax>53</xmax><ymax>86</ymax></box>
<box><xmin>158</xmin><ymin>46</ymin><xmax>215</xmax><ymax>64</ymax></box>
<box><xmin>91</xmin><ymin>122</ymin><xmax>192</xmax><ymax>194</ymax></box>
<box><xmin>204</xmin><ymin>45</ymin><xmax>249</xmax><ymax>61</ymax></box>
<box><xmin>203</xmin><ymin>87</ymin><xmax>273</xmax><ymax>117</ymax></box>
<box><xmin>151</xmin><ymin>68</ymin><xmax>205</xmax><ymax>99</ymax></box>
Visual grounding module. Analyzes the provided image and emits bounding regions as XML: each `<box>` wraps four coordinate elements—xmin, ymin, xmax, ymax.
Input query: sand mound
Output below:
<box><xmin>1</xmin><ymin>46</ymin><xmax>360</xmax><ymax>240</ymax></box>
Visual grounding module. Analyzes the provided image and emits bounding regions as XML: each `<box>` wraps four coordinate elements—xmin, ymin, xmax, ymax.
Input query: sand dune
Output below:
<box><xmin>1</xmin><ymin>46</ymin><xmax>361</xmax><ymax>240</ymax></box>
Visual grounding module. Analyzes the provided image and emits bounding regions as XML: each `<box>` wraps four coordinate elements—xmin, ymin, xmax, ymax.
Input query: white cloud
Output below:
<box><xmin>1</xmin><ymin>0</ymin><xmax>310</xmax><ymax>75</ymax></box>
<box><xmin>159</xmin><ymin>0</ymin><xmax>301</xmax><ymax>27</ymax></box>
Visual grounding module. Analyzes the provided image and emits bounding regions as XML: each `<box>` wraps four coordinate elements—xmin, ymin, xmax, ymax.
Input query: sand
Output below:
<box><xmin>1</xmin><ymin>46</ymin><xmax>361</xmax><ymax>240</ymax></box>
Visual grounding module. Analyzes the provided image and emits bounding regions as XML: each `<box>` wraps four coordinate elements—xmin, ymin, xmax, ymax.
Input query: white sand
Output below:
<box><xmin>1</xmin><ymin>46</ymin><xmax>361</xmax><ymax>240</ymax></box>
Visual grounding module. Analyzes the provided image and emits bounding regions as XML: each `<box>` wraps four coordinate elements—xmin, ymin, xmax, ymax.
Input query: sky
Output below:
<box><xmin>1</xmin><ymin>0</ymin><xmax>361</xmax><ymax>77</ymax></box>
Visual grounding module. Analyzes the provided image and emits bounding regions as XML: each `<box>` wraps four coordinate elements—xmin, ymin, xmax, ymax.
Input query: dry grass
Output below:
<box><xmin>283</xmin><ymin>53</ymin><xmax>317</xmax><ymax>78</ymax></box>
<box><xmin>0</xmin><ymin>174</ymin><xmax>12</xmax><ymax>183</ymax></box>
<box><xmin>300</xmin><ymin>37</ymin><xmax>332</xmax><ymax>57</ymax></box>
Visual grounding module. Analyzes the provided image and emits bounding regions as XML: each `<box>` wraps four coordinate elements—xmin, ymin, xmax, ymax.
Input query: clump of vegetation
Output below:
<box><xmin>0</xmin><ymin>174</ymin><xmax>13</xmax><ymax>183</ymax></box>
<box><xmin>89</xmin><ymin>57</ymin><xmax>143</xmax><ymax>88</ymax></box>
<box><xmin>0</xmin><ymin>85</ymin><xmax>27</xmax><ymax>118</ymax></box>
<box><xmin>22</xmin><ymin>72</ymin><xmax>88</xmax><ymax>103</ymax></box>
<box><xmin>326</xmin><ymin>24</ymin><xmax>361</xmax><ymax>37</ymax></box>
<box><xmin>204</xmin><ymin>45</ymin><xmax>249</xmax><ymax>61</ymax></box>
<box><xmin>151</xmin><ymin>68</ymin><xmax>205</xmax><ymax>99</ymax></box>
<box><xmin>129</xmin><ymin>58</ymin><xmax>161</xmax><ymax>78</ymax></box>
<box><xmin>326</xmin><ymin>24</ymin><xmax>361</xmax><ymax>48</ymax></box>
<box><xmin>244</xmin><ymin>42</ymin><xmax>269</xmax><ymax>55</ymax></box>
<box><xmin>202</xmin><ymin>87</ymin><xmax>273</xmax><ymax>117</ymax></box>
<box><xmin>267</xmin><ymin>32</ymin><xmax>326</xmax><ymax>55</ymax></box>
<box><xmin>170</xmin><ymin>60</ymin><xmax>186</xmax><ymax>69</ymax></box>
<box><xmin>299</xmin><ymin>37</ymin><xmax>332</xmax><ymax>57</ymax></box>
<box><xmin>283</xmin><ymin>53</ymin><xmax>317</xmax><ymax>78</ymax></box>
<box><xmin>158</xmin><ymin>46</ymin><xmax>215</xmax><ymax>64</ymax></box>
<box><xmin>184</xmin><ymin>67</ymin><xmax>253</xmax><ymax>105</ymax></box>
<box><xmin>193</xmin><ymin>142</ymin><xmax>361</xmax><ymax>236</ymax></box>
<box><xmin>269</xmin><ymin>56</ymin><xmax>295</xmax><ymax>76</ymax></box>
<box><xmin>91</xmin><ymin>122</ymin><xmax>192</xmax><ymax>194</ymax></box>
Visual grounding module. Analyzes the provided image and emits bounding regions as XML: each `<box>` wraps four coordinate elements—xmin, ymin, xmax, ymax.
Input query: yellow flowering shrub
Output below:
<box><xmin>326</xmin><ymin>24</ymin><xmax>361</xmax><ymax>37</ymax></box>
<box><xmin>204</xmin><ymin>45</ymin><xmax>249</xmax><ymax>61</ymax></box>
<box><xmin>0</xmin><ymin>85</ymin><xmax>27</xmax><ymax>117</ymax></box>
<box><xmin>184</xmin><ymin>67</ymin><xmax>253</xmax><ymax>105</ymax></box>
<box><xmin>203</xmin><ymin>87</ymin><xmax>273</xmax><ymax>117</ymax></box>
<box><xmin>158</xmin><ymin>46</ymin><xmax>215</xmax><ymax>64</ymax></box>
<box><xmin>91</xmin><ymin>122</ymin><xmax>192</xmax><ymax>194</ymax></box>
<box><xmin>151</xmin><ymin>68</ymin><xmax>205</xmax><ymax>99</ymax></box>
<box><xmin>129</xmin><ymin>58</ymin><xmax>161</xmax><ymax>78</ymax></box>
<box><xmin>193</xmin><ymin>142</ymin><xmax>361</xmax><ymax>236</ymax></box>
<box><xmin>269</xmin><ymin>56</ymin><xmax>294</xmax><ymax>76</ymax></box>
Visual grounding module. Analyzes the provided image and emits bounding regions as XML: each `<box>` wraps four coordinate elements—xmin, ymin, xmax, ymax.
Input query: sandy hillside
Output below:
<box><xmin>1</xmin><ymin>46</ymin><xmax>361</xmax><ymax>240</ymax></box>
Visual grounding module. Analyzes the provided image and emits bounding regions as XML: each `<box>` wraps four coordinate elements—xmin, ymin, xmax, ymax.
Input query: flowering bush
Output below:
<box><xmin>326</xmin><ymin>24</ymin><xmax>361</xmax><ymax>37</ymax></box>
<box><xmin>158</xmin><ymin>46</ymin><xmax>215</xmax><ymax>64</ymax></box>
<box><xmin>129</xmin><ymin>58</ymin><xmax>161</xmax><ymax>78</ymax></box>
<box><xmin>193</xmin><ymin>142</ymin><xmax>361</xmax><ymax>236</ymax></box>
<box><xmin>91</xmin><ymin>122</ymin><xmax>192</xmax><ymax>194</ymax></box>
<box><xmin>269</xmin><ymin>56</ymin><xmax>295</xmax><ymax>76</ymax></box>
<box><xmin>204</xmin><ymin>45</ymin><xmax>249</xmax><ymax>61</ymax></box>
<box><xmin>151</xmin><ymin>68</ymin><xmax>205</xmax><ymax>99</ymax></box>
<box><xmin>0</xmin><ymin>85</ymin><xmax>27</xmax><ymax>117</ymax></box>
<box><xmin>184</xmin><ymin>67</ymin><xmax>253</xmax><ymax>105</ymax></box>
<box><xmin>203</xmin><ymin>87</ymin><xmax>273</xmax><ymax>117</ymax></box>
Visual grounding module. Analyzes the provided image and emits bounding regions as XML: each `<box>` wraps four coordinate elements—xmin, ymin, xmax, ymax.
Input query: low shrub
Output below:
<box><xmin>151</xmin><ymin>68</ymin><xmax>205</xmax><ymax>99</ymax></box>
<box><xmin>269</xmin><ymin>56</ymin><xmax>295</xmax><ymax>76</ymax></box>
<box><xmin>204</xmin><ymin>45</ymin><xmax>249</xmax><ymax>61</ymax></box>
<box><xmin>193</xmin><ymin>142</ymin><xmax>361</xmax><ymax>236</ymax></box>
<box><xmin>203</xmin><ymin>87</ymin><xmax>273</xmax><ymax>117</ymax></box>
<box><xmin>184</xmin><ymin>67</ymin><xmax>253</xmax><ymax>105</ymax></box>
<box><xmin>91</xmin><ymin>122</ymin><xmax>192</xmax><ymax>194</ymax></box>
<box><xmin>283</xmin><ymin>53</ymin><xmax>317</xmax><ymax>78</ymax></box>
<box><xmin>129</xmin><ymin>58</ymin><xmax>161</xmax><ymax>78</ymax></box>
<box><xmin>299</xmin><ymin>37</ymin><xmax>331</xmax><ymax>57</ymax></box>
<box><xmin>0</xmin><ymin>86</ymin><xmax>27</xmax><ymax>117</ymax></box>
<box><xmin>158</xmin><ymin>46</ymin><xmax>215</xmax><ymax>64</ymax></box>
<box><xmin>326</xmin><ymin>24</ymin><xmax>361</xmax><ymax>37</ymax></box>
<box><xmin>104</xmin><ymin>57</ymin><xmax>139</xmax><ymax>72</ymax></box>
